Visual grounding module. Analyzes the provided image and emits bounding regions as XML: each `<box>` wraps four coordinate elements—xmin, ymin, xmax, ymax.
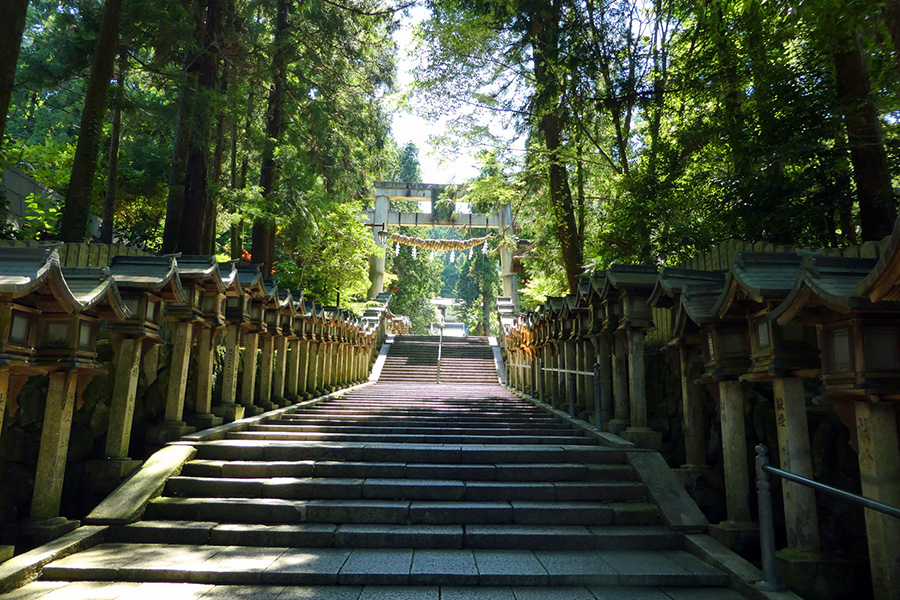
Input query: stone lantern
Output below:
<box><xmin>23</xmin><ymin>259</ymin><xmax>129</xmax><ymax>541</ymax></box>
<box><xmin>771</xmin><ymin>253</ymin><xmax>900</xmax><ymax>598</ymax></box>
<box><xmin>647</xmin><ymin>267</ymin><xmax>725</xmax><ymax>475</ymax></box>
<box><xmin>236</xmin><ymin>264</ymin><xmax>268</xmax><ymax>415</ymax></box>
<box><xmin>212</xmin><ymin>261</ymin><xmax>244</xmax><ymax>423</ymax></box>
<box><xmin>601</xmin><ymin>264</ymin><xmax>660</xmax><ymax>448</ymax></box>
<box><xmin>144</xmin><ymin>255</ymin><xmax>225</xmax><ymax>443</ymax></box>
<box><xmin>675</xmin><ymin>278</ymin><xmax>758</xmax><ymax>548</ymax></box>
<box><xmin>713</xmin><ymin>252</ymin><xmax>825</xmax><ymax>562</ymax></box>
<box><xmin>283</xmin><ymin>291</ymin><xmax>306</xmax><ymax>400</ymax></box>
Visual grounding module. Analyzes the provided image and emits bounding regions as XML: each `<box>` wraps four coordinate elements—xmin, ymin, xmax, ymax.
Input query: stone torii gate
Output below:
<box><xmin>363</xmin><ymin>181</ymin><xmax>518</xmax><ymax>304</ymax></box>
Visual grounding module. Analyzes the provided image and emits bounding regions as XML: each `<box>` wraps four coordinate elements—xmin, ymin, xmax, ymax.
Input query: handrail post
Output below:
<box><xmin>755</xmin><ymin>444</ymin><xmax>786</xmax><ymax>592</ymax></box>
<box><xmin>592</xmin><ymin>362</ymin><xmax>602</xmax><ymax>431</ymax></box>
<box><xmin>567</xmin><ymin>371</ymin><xmax>577</xmax><ymax>418</ymax></box>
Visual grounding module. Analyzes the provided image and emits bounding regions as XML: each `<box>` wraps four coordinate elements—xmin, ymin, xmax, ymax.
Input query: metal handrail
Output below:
<box><xmin>754</xmin><ymin>444</ymin><xmax>900</xmax><ymax>592</ymax></box>
<box><xmin>505</xmin><ymin>360</ymin><xmax>606</xmax><ymax>431</ymax></box>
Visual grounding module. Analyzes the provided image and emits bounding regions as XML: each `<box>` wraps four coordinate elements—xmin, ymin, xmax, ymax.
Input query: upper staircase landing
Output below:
<box><xmin>378</xmin><ymin>335</ymin><xmax>499</xmax><ymax>385</ymax></box>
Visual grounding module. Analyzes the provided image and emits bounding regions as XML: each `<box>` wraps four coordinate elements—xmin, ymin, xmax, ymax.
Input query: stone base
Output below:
<box><xmin>621</xmin><ymin>426</ymin><xmax>662</xmax><ymax>450</ymax></box>
<box><xmin>709</xmin><ymin>520</ymin><xmax>759</xmax><ymax>555</ymax></box>
<box><xmin>240</xmin><ymin>404</ymin><xmax>264</xmax><ymax>417</ymax></box>
<box><xmin>606</xmin><ymin>419</ymin><xmax>629</xmax><ymax>435</ymax></box>
<box><xmin>674</xmin><ymin>464</ymin><xmax>713</xmax><ymax>487</ymax></box>
<box><xmin>85</xmin><ymin>458</ymin><xmax>143</xmax><ymax>496</ymax></box>
<box><xmin>212</xmin><ymin>403</ymin><xmax>245</xmax><ymax>423</ymax></box>
<box><xmin>0</xmin><ymin>545</ymin><xmax>13</xmax><ymax>563</ymax></box>
<box><xmin>257</xmin><ymin>401</ymin><xmax>276</xmax><ymax>412</ymax></box>
<box><xmin>144</xmin><ymin>421</ymin><xmax>197</xmax><ymax>445</ymax></box>
<box><xmin>185</xmin><ymin>412</ymin><xmax>224</xmax><ymax>430</ymax></box>
<box><xmin>776</xmin><ymin>549</ymin><xmax>856</xmax><ymax>600</ymax></box>
<box><xmin>10</xmin><ymin>517</ymin><xmax>79</xmax><ymax>548</ymax></box>
<box><xmin>273</xmin><ymin>397</ymin><xmax>291</xmax><ymax>408</ymax></box>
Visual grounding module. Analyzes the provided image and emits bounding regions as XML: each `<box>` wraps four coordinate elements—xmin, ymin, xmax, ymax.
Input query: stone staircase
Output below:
<box><xmin>32</xmin><ymin>377</ymin><xmax>745</xmax><ymax>597</ymax></box>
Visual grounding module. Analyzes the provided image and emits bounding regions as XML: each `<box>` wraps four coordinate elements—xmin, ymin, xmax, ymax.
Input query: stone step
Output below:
<box><xmin>41</xmin><ymin>544</ymin><xmax>728</xmax><ymax>587</ymax></box>
<box><xmin>225</xmin><ymin>432</ymin><xmax>597</xmax><ymax>445</ymax></box>
<box><xmin>251</xmin><ymin>425</ymin><xmax>574</xmax><ymax>436</ymax></box>
<box><xmin>273</xmin><ymin>417</ymin><xmax>569</xmax><ymax>429</ymax></box>
<box><xmin>193</xmin><ymin>441</ymin><xmax>618</xmax><ymax>464</ymax></box>
<box><xmin>109</xmin><ymin>522</ymin><xmax>680</xmax><ymax>551</ymax></box>
<box><xmin>181</xmin><ymin>460</ymin><xmax>635</xmax><ymax>482</ymax></box>
<box><xmin>164</xmin><ymin>476</ymin><xmax>645</xmax><ymax>502</ymax></box>
<box><xmin>143</xmin><ymin>497</ymin><xmax>658</xmax><ymax>526</ymax></box>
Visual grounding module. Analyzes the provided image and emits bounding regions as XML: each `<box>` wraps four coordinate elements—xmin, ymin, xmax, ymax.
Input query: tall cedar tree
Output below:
<box><xmin>251</xmin><ymin>0</ymin><xmax>289</xmax><ymax>276</ymax></box>
<box><xmin>0</xmin><ymin>0</ymin><xmax>30</xmax><ymax>153</ymax></box>
<box><xmin>59</xmin><ymin>0</ymin><xmax>124</xmax><ymax>242</ymax></box>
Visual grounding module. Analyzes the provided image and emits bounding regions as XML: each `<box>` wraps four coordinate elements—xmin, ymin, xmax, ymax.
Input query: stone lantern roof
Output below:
<box><xmin>855</xmin><ymin>216</ymin><xmax>900</xmax><ymax>302</ymax></box>
<box><xmin>647</xmin><ymin>267</ymin><xmax>725</xmax><ymax>309</ymax></box>
<box><xmin>107</xmin><ymin>255</ymin><xmax>185</xmax><ymax>302</ymax></box>
<box><xmin>0</xmin><ymin>245</ymin><xmax>79</xmax><ymax>311</ymax></box>
<box><xmin>771</xmin><ymin>255</ymin><xmax>895</xmax><ymax>326</ymax></box>
<box><xmin>600</xmin><ymin>264</ymin><xmax>659</xmax><ymax>296</ymax></box>
<box><xmin>174</xmin><ymin>255</ymin><xmax>227</xmax><ymax>292</ymax></box>
<box><xmin>714</xmin><ymin>252</ymin><xmax>804</xmax><ymax>318</ymax></box>
<box><xmin>60</xmin><ymin>267</ymin><xmax>129</xmax><ymax>320</ymax></box>
<box><xmin>235</xmin><ymin>264</ymin><xmax>266</xmax><ymax>298</ymax></box>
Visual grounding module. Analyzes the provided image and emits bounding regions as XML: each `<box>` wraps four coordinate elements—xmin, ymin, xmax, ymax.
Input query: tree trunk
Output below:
<box><xmin>251</xmin><ymin>0</ymin><xmax>289</xmax><ymax>275</ymax></box>
<box><xmin>832</xmin><ymin>33</ymin><xmax>896</xmax><ymax>240</ymax></box>
<box><xmin>530</xmin><ymin>0</ymin><xmax>583</xmax><ymax>294</ymax></box>
<box><xmin>100</xmin><ymin>52</ymin><xmax>126</xmax><ymax>244</ymax></box>
<box><xmin>0</xmin><ymin>0</ymin><xmax>29</xmax><ymax>152</ymax></box>
<box><xmin>59</xmin><ymin>0</ymin><xmax>124</xmax><ymax>242</ymax></box>
<box><xmin>884</xmin><ymin>0</ymin><xmax>900</xmax><ymax>73</ymax></box>
<box><xmin>182</xmin><ymin>0</ymin><xmax>224</xmax><ymax>255</ymax></box>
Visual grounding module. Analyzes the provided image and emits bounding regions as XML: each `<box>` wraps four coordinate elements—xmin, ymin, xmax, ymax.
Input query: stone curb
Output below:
<box><xmin>685</xmin><ymin>534</ymin><xmax>805</xmax><ymax>600</ymax></box>
<box><xmin>0</xmin><ymin>526</ymin><xmax>107</xmax><ymax>594</ymax></box>
<box><xmin>85</xmin><ymin>444</ymin><xmax>198</xmax><ymax>525</ymax></box>
<box><xmin>625</xmin><ymin>450</ymin><xmax>709</xmax><ymax>532</ymax></box>
<box><xmin>504</xmin><ymin>386</ymin><xmax>635</xmax><ymax>449</ymax></box>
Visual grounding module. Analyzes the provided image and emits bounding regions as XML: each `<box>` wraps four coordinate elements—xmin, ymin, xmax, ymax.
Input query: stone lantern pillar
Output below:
<box><xmin>237</xmin><ymin>264</ymin><xmax>269</xmax><ymax>416</ymax></box>
<box><xmin>25</xmin><ymin>262</ymin><xmax>128</xmax><ymax>542</ymax></box>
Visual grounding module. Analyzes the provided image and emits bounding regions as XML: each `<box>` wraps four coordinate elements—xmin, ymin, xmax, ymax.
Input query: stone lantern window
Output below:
<box><xmin>35</xmin><ymin>313</ymin><xmax>99</xmax><ymax>363</ymax></box>
<box><xmin>7</xmin><ymin>306</ymin><xmax>37</xmax><ymax>351</ymax></box>
<box><xmin>702</xmin><ymin>323</ymin><xmax>750</xmax><ymax>379</ymax></box>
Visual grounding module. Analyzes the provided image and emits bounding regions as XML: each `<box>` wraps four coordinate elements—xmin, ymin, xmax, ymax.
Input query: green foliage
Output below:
<box><xmin>14</xmin><ymin>192</ymin><xmax>60</xmax><ymax>240</ymax></box>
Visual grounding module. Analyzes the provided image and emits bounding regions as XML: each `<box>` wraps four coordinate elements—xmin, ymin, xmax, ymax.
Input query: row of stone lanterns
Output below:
<box><xmin>499</xmin><ymin>226</ymin><xmax>900</xmax><ymax>599</ymax></box>
<box><xmin>0</xmin><ymin>245</ymin><xmax>392</xmax><ymax>550</ymax></box>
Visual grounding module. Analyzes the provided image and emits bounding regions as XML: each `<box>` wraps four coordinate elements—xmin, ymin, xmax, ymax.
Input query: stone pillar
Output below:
<box><xmin>258</xmin><ymin>334</ymin><xmax>276</xmax><ymax>411</ymax></box>
<box><xmin>609</xmin><ymin>330</ymin><xmax>630</xmax><ymax>433</ymax></box>
<box><xmin>297</xmin><ymin>339</ymin><xmax>311</xmax><ymax>398</ymax></box>
<box><xmin>565</xmin><ymin>340</ymin><xmax>577</xmax><ymax>409</ymax></box>
<box><xmin>367</xmin><ymin>194</ymin><xmax>389</xmax><ymax>299</ymax></box>
<box><xmin>596</xmin><ymin>334</ymin><xmax>613</xmax><ymax>429</ymax></box>
<box><xmin>214</xmin><ymin>324</ymin><xmax>245</xmax><ymax>422</ymax></box>
<box><xmin>31</xmin><ymin>371</ymin><xmax>77</xmax><ymax>520</ymax></box>
<box><xmin>147</xmin><ymin>321</ymin><xmax>196</xmax><ymax>443</ymax></box>
<box><xmin>307</xmin><ymin>340</ymin><xmax>320</xmax><ymax>396</ymax></box>
<box><xmin>142</xmin><ymin>344</ymin><xmax>159</xmax><ymax>384</ymax></box>
<box><xmin>498</xmin><ymin>203</ymin><xmax>519</xmax><ymax>304</ymax></box>
<box><xmin>105</xmin><ymin>338</ymin><xmax>142</xmax><ymax>459</ymax></box>
<box><xmin>273</xmin><ymin>335</ymin><xmax>287</xmax><ymax>405</ymax></box>
<box><xmin>773</xmin><ymin>377</ymin><xmax>820</xmax><ymax>552</ymax></box>
<box><xmin>164</xmin><ymin>320</ymin><xmax>192</xmax><ymax>423</ymax></box>
<box><xmin>680</xmin><ymin>346</ymin><xmax>707</xmax><ymax>468</ymax></box>
<box><xmin>241</xmin><ymin>331</ymin><xmax>262</xmax><ymax>415</ymax></box>
<box><xmin>286</xmin><ymin>338</ymin><xmax>301</xmax><ymax>400</ymax></box>
<box><xmin>855</xmin><ymin>401</ymin><xmax>900</xmax><ymax>600</ymax></box>
<box><xmin>719</xmin><ymin>379</ymin><xmax>752</xmax><ymax>523</ymax></box>
<box><xmin>316</xmin><ymin>341</ymin><xmax>329</xmax><ymax>395</ymax></box>
<box><xmin>187</xmin><ymin>325</ymin><xmax>223</xmax><ymax>429</ymax></box>
<box><xmin>575</xmin><ymin>341</ymin><xmax>585</xmax><ymax>412</ymax></box>
<box><xmin>622</xmin><ymin>329</ymin><xmax>660</xmax><ymax>449</ymax></box>
<box><xmin>0</xmin><ymin>369</ymin><xmax>8</xmax><ymax>441</ymax></box>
